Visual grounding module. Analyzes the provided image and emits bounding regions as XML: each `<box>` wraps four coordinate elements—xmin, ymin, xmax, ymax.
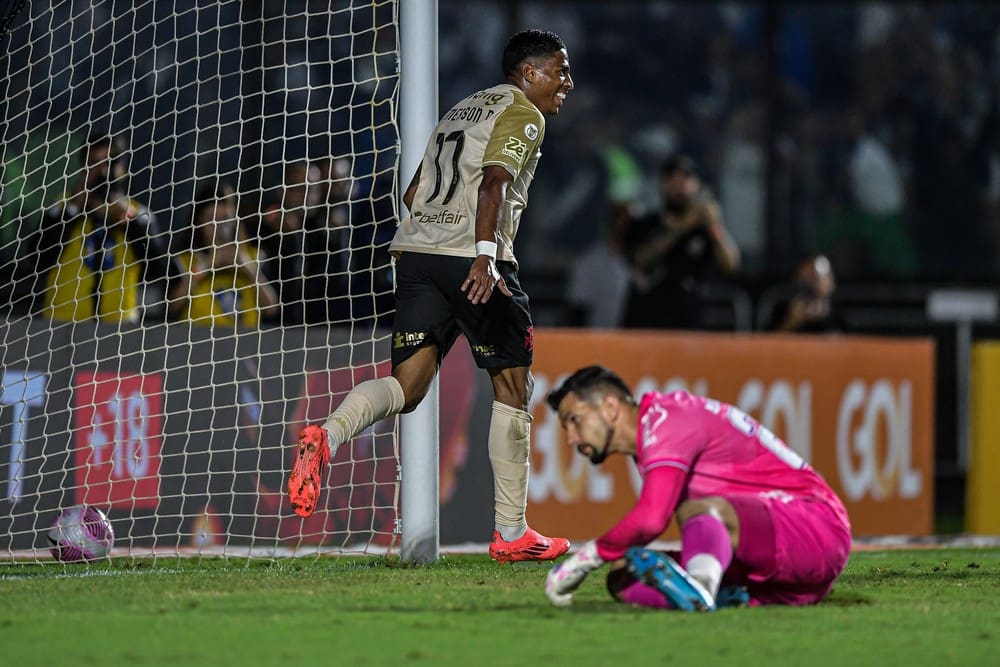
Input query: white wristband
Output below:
<box><xmin>475</xmin><ymin>240</ymin><xmax>498</xmax><ymax>259</ymax></box>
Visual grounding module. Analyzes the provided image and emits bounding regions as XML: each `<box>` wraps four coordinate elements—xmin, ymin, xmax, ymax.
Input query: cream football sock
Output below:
<box><xmin>488</xmin><ymin>401</ymin><xmax>532</xmax><ymax>542</ymax></box>
<box><xmin>322</xmin><ymin>377</ymin><xmax>406</xmax><ymax>456</ymax></box>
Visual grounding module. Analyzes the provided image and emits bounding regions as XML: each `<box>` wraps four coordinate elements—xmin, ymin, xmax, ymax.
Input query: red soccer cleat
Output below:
<box><xmin>287</xmin><ymin>425</ymin><xmax>331</xmax><ymax>517</ymax></box>
<box><xmin>489</xmin><ymin>526</ymin><xmax>571</xmax><ymax>563</ymax></box>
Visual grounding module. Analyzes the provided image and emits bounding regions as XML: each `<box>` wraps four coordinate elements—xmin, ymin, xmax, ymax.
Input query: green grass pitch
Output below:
<box><xmin>2</xmin><ymin>548</ymin><xmax>998</xmax><ymax>666</ymax></box>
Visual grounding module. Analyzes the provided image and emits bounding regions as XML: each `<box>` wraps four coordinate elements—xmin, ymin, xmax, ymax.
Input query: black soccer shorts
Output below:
<box><xmin>390</xmin><ymin>252</ymin><xmax>534</xmax><ymax>370</ymax></box>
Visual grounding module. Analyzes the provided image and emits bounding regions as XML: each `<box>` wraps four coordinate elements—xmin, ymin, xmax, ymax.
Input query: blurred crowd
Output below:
<box><xmin>439</xmin><ymin>2</ymin><xmax>996</xmax><ymax>332</ymax></box>
<box><xmin>1</xmin><ymin>134</ymin><xmax>395</xmax><ymax>331</ymax></box>
<box><xmin>437</xmin><ymin>3</ymin><xmax>998</xmax><ymax>286</ymax></box>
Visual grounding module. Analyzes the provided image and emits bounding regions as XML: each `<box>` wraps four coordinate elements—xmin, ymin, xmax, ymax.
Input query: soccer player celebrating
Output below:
<box><xmin>543</xmin><ymin>366</ymin><xmax>851</xmax><ymax>610</ymax></box>
<box><xmin>287</xmin><ymin>30</ymin><xmax>574</xmax><ymax>562</ymax></box>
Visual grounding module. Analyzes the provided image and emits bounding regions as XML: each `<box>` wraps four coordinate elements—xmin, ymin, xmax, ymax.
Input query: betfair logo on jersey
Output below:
<box><xmin>471</xmin><ymin>344</ymin><xmax>496</xmax><ymax>357</ymax></box>
<box><xmin>502</xmin><ymin>136</ymin><xmax>529</xmax><ymax>164</ymax></box>
<box><xmin>413</xmin><ymin>210</ymin><xmax>467</xmax><ymax>226</ymax></box>
<box><xmin>393</xmin><ymin>331</ymin><xmax>426</xmax><ymax>349</ymax></box>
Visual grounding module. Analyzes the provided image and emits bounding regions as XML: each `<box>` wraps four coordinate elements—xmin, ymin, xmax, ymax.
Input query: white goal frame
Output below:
<box><xmin>398</xmin><ymin>0</ymin><xmax>441</xmax><ymax>564</ymax></box>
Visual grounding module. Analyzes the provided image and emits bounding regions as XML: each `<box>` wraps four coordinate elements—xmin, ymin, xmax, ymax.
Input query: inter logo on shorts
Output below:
<box><xmin>393</xmin><ymin>331</ymin><xmax>426</xmax><ymax>348</ymax></box>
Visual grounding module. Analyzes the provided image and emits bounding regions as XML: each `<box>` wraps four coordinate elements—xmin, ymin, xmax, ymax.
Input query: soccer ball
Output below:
<box><xmin>47</xmin><ymin>505</ymin><xmax>115</xmax><ymax>562</ymax></box>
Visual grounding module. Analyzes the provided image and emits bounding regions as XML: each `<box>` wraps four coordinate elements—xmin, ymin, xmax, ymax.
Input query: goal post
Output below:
<box><xmin>398</xmin><ymin>0</ymin><xmax>440</xmax><ymax>564</ymax></box>
<box><xmin>0</xmin><ymin>1</ymin><xmax>430</xmax><ymax>562</ymax></box>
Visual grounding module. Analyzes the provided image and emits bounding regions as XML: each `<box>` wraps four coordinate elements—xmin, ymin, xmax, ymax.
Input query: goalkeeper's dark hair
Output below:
<box><xmin>502</xmin><ymin>29</ymin><xmax>565</xmax><ymax>76</ymax></box>
<box><xmin>546</xmin><ymin>365</ymin><xmax>635</xmax><ymax>413</ymax></box>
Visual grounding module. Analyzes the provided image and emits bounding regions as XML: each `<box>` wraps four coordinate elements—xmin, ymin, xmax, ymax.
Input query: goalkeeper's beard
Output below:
<box><xmin>586</xmin><ymin>426</ymin><xmax>613</xmax><ymax>465</ymax></box>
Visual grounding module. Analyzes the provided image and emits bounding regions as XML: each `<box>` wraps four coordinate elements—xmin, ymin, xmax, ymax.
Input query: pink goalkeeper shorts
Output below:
<box><xmin>724</xmin><ymin>491</ymin><xmax>852</xmax><ymax>606</ymax></box>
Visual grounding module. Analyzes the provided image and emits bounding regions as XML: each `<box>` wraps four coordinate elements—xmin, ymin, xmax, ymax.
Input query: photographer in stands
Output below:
<box><xmin>766</xmin><ymin>252</ymin><xmax>845</xmax><ymax>334</ymax></box>
<box><xmin>35</xmin><ymin>134</ymin><xmax>178</xmax><ymax>325</ymax></box>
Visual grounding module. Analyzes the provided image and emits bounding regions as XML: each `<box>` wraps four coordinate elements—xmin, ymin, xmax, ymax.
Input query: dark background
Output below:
<box><xmin>2</xmin><ymin>1</ymin><xmax>997</xmax><ymax>535</ymax></box>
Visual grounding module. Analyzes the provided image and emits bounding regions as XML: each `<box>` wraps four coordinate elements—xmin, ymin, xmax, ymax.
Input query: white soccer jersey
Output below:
<box><xmin>390</xmin><ymin>83</ymin><xmax>545</xmax><ymax>267</ymax></box>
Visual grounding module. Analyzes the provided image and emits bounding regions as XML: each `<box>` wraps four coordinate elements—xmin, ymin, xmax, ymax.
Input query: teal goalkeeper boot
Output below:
<box><xmin>715</xmin><ymin>585</ymin><xmax>750</xmax><ymax>608</ymax></box>
<box><xmin>625</xmin><ymin>547</ymin><xmax>717</xmax><ymax>612</ymax></box>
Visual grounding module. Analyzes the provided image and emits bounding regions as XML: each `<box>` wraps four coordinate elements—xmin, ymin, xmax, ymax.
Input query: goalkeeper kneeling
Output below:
<box><xmin>543</xmin><ymin>365</ymin><xmax>852</xmax><ymax>610</ymax></box>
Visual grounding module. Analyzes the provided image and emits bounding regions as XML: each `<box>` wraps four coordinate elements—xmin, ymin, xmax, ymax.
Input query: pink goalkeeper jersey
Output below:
<box><xmin>636</xmin><ymin>390</ymin><xmax>843</xmax><ymax>506</ymax></box>
<box><xmin>594</xmin><ymin>390</ymin><xmax>850</xmax><ymax>562</ymax></box>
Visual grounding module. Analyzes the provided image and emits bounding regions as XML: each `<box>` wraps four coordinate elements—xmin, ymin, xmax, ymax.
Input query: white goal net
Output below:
<box><xmin>0</xmin><ymin>0</ymin><xmax>401</xmax><ymax>561</ymax></box>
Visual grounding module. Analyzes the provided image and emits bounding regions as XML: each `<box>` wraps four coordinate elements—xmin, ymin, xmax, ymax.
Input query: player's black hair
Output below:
<box><xmin>502</xmin><ymin>29</ymin><xmax>565</xmax><ymax>77</ymax></box>
<box><xmin>546</xmin><ymin>365</ymin><xmax>635</xmax><ymax>413</ymax></box>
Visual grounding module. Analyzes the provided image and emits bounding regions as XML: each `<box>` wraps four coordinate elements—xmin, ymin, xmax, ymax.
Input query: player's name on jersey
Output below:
<box><xmin>468</xmin><ymin>90</ymin><xmax>505</xmax><ymax>105</ymax></box>
<box><xmin>412</xmin><ymin>210</ymin><xmax>467</xmax><ymax>226</ymax></box>
<box><xmin>443</xmin><ymin>105</ymin><xmax>488</xmax><ymax>123</ymax></box>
